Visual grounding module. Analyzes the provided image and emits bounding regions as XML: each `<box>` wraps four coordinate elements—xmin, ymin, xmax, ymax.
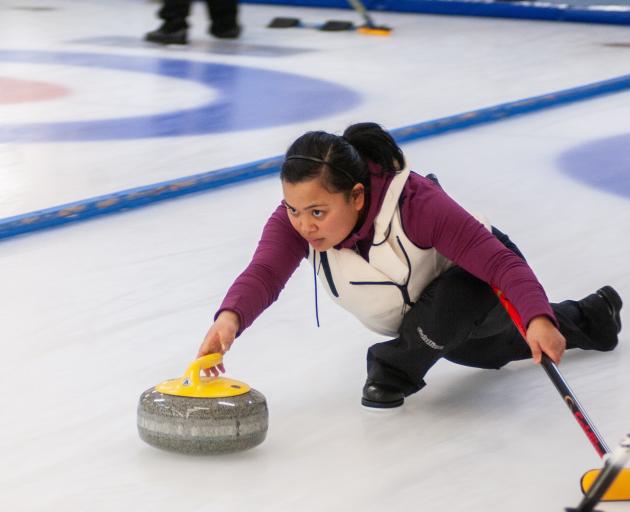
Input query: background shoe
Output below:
<box><xmin>597</xmin><ymin>285</ymin><xmax>623</xmax><ymax>334</ymax></box>
<box><xmin>145</xmin><ymin>26</ymin><xmax>188</xmax><ymax>45</ymax></box>
<box><xmin>210</xmin><ymin>25</ymin><xmax>241</xmax><ymax>39</ymax></box>
<box><xmin>362</xmin><ymin>379</ymin><xmax>404</xmax><ymax>409</ymax></box>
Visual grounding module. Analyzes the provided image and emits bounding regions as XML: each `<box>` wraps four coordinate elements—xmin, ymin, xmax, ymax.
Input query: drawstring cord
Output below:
<box><xmin>313</xmin><ymin>251</ymin><xmax>320</xmax><ymax>327</ymax></box>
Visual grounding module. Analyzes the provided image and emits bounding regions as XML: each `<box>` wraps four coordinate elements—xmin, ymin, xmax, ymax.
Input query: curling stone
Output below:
<box><xmin>137</xmin><ymin>353</ymin><xmax>268</xmax><ymax>454</ymax></box>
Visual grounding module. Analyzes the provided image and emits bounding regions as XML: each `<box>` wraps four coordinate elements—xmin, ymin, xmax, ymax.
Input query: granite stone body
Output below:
<box><xmin>137</xmin><ymin>387</ymin><xmax>268</xmax><ymax>454</ymax></box>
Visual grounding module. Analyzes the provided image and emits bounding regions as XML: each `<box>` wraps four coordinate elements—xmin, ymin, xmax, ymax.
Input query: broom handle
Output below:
<box><xmin>346</xmin><ymin>0</ymin><xmax>376</xmax><ymax>27</ymax></box>
<box><xmin>540</xmin><ymin>355</ymin><xmax>610</xmax><ymax>457</ymax></box>
<box><xmin>493</xmin><ymin>288</ymin><xmax>610</xmax><ymax>457</ymax></box>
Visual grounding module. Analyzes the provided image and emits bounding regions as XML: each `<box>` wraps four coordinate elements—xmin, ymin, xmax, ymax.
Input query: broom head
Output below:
<box><xmin>581</xmin><ymin>467</ymin><xmax>630</xmax><ymax>501</ymax></box>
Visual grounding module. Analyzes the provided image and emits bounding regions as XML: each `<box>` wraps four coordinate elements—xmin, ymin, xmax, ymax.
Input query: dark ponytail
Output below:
<box><xmin>342</xmin><ymin>122</ymin><xmax>405</xmax><ymax>173</ymax></box>
<box><xmin>280</xmin><ymin>123</ymin><xmax>404</xmax><ymax>195</ymax></box>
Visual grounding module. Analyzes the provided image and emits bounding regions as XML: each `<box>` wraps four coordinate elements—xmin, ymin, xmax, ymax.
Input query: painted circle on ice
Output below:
<box><xmin>0</xmin><ymin>77</ymin><xmax>71</xmax><ymax>104</ymax></box>
<box><xmin>0</xmin><ymin>51</ymin><xmax>361</xmax><ymax>142</ymax></box>
<box><xmin>556</xmin><ymin>133</ymin><xmax>630</xmax><ymax>199</ymax></box>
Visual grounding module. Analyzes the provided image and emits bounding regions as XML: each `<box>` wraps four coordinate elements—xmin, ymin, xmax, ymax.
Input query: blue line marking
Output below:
<box><xmin>0</xmin><ymin>157</ymin><xmax>283</xmax><ymax>239</ymax></box>
<box><xmin>0</xmin><ymin>51</ymin><xmax>361</xmax><ymax>142</ymax></box>
<box><xmin>391</xmin><ymin>74</ymin><xmax>630</xmax><ymax>143</ymax></box>
<box><xmin>2</xmin><ymin>72</ymin><xmax>630</xmax><ymax>240</ymax></box>
<box><xmin>557</xmin><ymin>133</ymin><xmax>630</xmax><ymax>199</ymax></box>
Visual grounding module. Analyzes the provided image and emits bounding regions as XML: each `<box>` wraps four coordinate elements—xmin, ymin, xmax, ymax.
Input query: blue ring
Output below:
<box><xmin>0</xmin><ymin>50</ymin><xmax>361</xmax><ymax>142</ymax></box>
<box><xmin>556</xmin><ymin>133</ymin><xmax>630</xmax><ymax>199</ymax></box>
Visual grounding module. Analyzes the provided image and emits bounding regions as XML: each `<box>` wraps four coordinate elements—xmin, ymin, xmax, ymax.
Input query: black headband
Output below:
<box><xmin>284</xmin><ymin>155</ymin><xmax>355</xmax><ymax>184</ymax></box>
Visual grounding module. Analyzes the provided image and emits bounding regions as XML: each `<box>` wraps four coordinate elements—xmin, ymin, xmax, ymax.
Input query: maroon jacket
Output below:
<box><xmin>217</xmin><ymin>167</ymin><xmax>556</xmax><ymax>335</ymax></box>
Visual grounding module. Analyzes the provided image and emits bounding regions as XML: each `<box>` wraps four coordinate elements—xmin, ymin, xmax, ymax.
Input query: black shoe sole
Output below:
<box><xmin>361</xmin><ymin>397</ymin><xmax>404</xmax><ymax>409</ymax></box>
<box><xmin>210</xmin><ymin>26</ymin><xmax>241</xmax><ymax>39</ymax></box>
<box><xmin>145</xmin><ymin>30</ymin><xmax>188</xmax><ymax>45</ymax></box>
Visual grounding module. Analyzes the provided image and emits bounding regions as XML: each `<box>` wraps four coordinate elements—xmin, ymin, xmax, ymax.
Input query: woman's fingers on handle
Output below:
<box><xmin>545</xmin><ymin>337</ymin><xmax>566</xmax><ymax>365</ymax></box>
<box><xmin>538</xmin><ymin>330</ymin><xmax>566</xmax><ymax>365</ymax></box>
<box><xmin>197</xmin><ymin>312</ymin><xmax>239</xmax><ymax>376</ymax></box>
<box><xmin>529</xmin><ymin>341</ymin><xmax>542</xmax><ymax>364</ymax></box>
<box><xmin>198</xmin><ymin>328</ymin><xmax>221</xmax><ymax>375</ymax></box>
<box><xmin>548</xmin><ymin>351</ymin><xmax>561</xmax><ymax>365</ymax></box>
<box><xmin>198</xmin><ymin>326</ymin><xmax>232</xmax><ymax>376</ymax></box>
<box><xmin>206</xmin><ymin>362</ymin><xmax>225</xmax><ymax>377</ymax></box>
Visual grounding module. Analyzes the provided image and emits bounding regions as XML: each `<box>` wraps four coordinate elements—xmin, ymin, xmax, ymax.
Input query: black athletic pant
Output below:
<box><xmin>366</xmin><ymin>230</ymin><xmax>618</xmax><ymax>397</ymax></box>
<box><xmin>158</xmin><ymin>0</ymin><xmax>238</xmax><ymax>34</ymax></box>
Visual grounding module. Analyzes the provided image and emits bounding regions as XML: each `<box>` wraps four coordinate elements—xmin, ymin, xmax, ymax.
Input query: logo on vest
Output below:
<box><xmin>416</xmin><ymin>327</ymin><xmax>444</xmax><ymax>350</ymax></box>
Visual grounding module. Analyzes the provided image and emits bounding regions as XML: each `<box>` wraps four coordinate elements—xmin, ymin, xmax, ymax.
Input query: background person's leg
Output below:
<box><xmin>205</xmin><ymin>0</ymin><xmax>240</xmax><ymax>38</ymax></box>
<box><xmin>158</xmin><ymin>0</ymin><xmax>192</xmax><ymax>30</ymax></box>
<box><xmin>146</xmin><ymin>0</ymin><xmax>191</xmax><ymax>44</ymax></box>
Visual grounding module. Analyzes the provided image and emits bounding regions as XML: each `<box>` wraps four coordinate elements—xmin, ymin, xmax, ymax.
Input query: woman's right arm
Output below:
<box><xmin>197</xmin><ymin>204</ymin><xmax>308</xmax><ymax>371</ymax></box>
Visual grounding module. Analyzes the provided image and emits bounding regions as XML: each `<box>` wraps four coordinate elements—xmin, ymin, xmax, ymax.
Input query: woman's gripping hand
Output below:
<box><xmin>526</xmin><ymin>315</ymin><xmax>566</xmax><ymax>364</ymax></box>
<box><xmin>197</xmin><ymin>310</ymin><xmax>240</xmax><ymax>376</ymax></box>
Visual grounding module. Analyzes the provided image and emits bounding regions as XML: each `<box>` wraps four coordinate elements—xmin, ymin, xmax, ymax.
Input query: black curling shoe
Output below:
<box><xmin>597</xmin><ymin>285</ymin><xmax>623</xmax><ymax>334</ymax></box>
<box><xmin>362</xmin><ymin>380</ymin><xmax>404</xmax><ymax>409</ymax></box>
<box><xmin>145</xmin><ymin>26</ymin><xmax>188</xmax><ymax>45</ymax></box>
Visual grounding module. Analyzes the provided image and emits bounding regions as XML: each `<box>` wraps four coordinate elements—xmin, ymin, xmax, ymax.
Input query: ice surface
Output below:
<box><xmin>1</xmin><ymin>1</ymin><xmax>629</xmax><ymax>511</ymax></box>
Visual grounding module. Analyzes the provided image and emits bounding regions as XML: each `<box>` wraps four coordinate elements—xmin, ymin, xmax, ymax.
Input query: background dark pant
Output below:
<box><xmin>159</xmin><ymin>0</ymin><xmax>238</xmax><ymax>33</ymax></box>
<box><xmin>367</xmin><ymin>231</ymin><xmax>617</xmax><ymax>397</ymax></box>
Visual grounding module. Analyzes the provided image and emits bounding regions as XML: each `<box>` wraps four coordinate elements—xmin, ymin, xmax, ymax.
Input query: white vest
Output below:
<box><xmin>310</xmin><ymin>168</ymin><xmax>489</xmax><ymax>336</ymax></box>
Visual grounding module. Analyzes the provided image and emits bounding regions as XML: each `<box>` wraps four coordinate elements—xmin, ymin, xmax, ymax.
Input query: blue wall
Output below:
<box><xmin>243</xmin><ymin>0</ymin><xmax>630</xmax><ymax>26</ymax></box>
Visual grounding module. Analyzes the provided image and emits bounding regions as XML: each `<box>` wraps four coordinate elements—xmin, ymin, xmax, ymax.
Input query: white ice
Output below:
<box><xmin>1</xmin><ymin>1</ymin><xmax>629</xmax><ymax>511</ymax></box>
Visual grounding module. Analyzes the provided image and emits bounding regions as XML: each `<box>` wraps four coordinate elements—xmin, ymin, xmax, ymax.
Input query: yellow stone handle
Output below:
<box><xmin>182</xmin><ymin>353</ymin><xmax>223</xmax><ymax>386</ymax></box>
<box><xmin>155</xmin><ymin>353</ymin><xmax>249</xmax><ymax>397</ymax></box>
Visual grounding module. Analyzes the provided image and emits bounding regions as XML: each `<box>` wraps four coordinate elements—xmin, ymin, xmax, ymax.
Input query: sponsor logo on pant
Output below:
<box><xmin>417</xmin><ymin>326</ymin><xmax>444</xmax><ymax>350</ymax></box>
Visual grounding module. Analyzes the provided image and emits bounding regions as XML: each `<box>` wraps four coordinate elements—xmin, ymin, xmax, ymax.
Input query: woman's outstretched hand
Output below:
<box><xmin>525</xmin><ymin>315</ymin><xmax>566</xmax><ymax>364</ymax></box>
<box><xmin>197</xmin><ymin>310</ymin><xmax>240</xmax><ymax>376</ymax></box>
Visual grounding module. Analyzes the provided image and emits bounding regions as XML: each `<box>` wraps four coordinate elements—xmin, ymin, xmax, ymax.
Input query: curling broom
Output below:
<box><xmin>571</xmin><ymin>433</ymin><xmax>630</xmax><ymax>510</ymax></box>
<box><xmin>493</xmin><ymin>288</ymin><xmax>630</xmax><ymax>502</ymax></box>
<box><xmin>346</xmin><ymin>0</ymin><xmax>392</xmax><ymax>35</ymax></box>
